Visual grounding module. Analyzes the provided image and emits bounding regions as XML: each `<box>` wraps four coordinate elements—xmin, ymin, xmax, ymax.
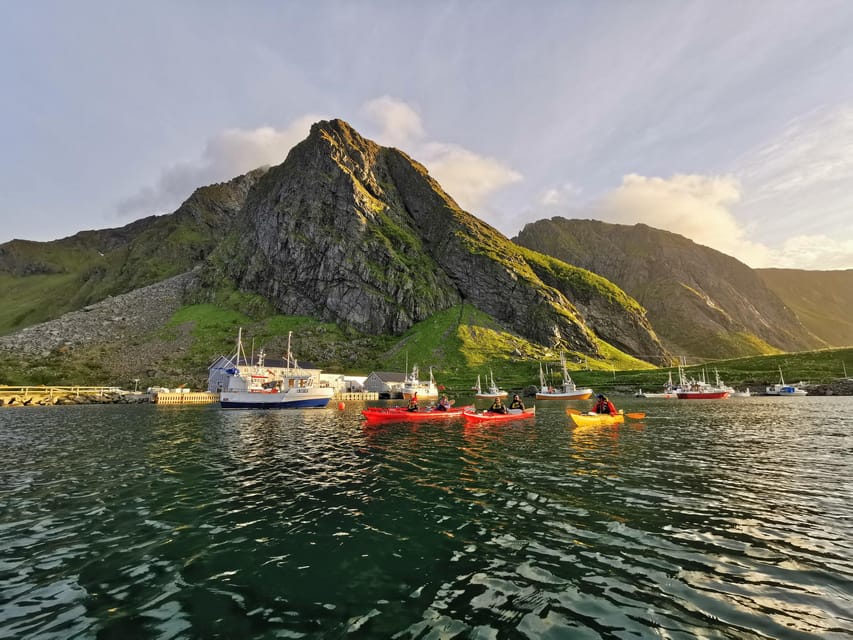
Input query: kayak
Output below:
<box><xmin>463</xmin><ymin>407</ymin><xmax>536</xmax><ymax>423</ymax></box>
<box><xmin>361</xmin><ymin>405</ymin><xmax>474</xmax><ymax>422</ymax></box>
<box><xmin>568</xmin><ymin>410</ymin><xmax>625</xmax><ymax>427</ymax></box>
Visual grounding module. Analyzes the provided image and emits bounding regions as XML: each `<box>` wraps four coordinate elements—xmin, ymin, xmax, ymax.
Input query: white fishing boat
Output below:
<box><xmin>731</xmin><ymin>388</ymin><xmax>752</xmax><ymax>397</ymax></box>
<box><xmin>535</xmin><ymin>353</ymin><xmax>593</xmax><ymax>400</ymax></box>
<box><xmin>401</xmin><ymin>365</ymin><xmax>439</xmax><ymax>400</ymax></box>
<box><xmin>764</xmin><ymin>367</ymin><xmax>808</xmax><ymax>396</ymax></box>
<box><xmin>219</xmin><ymin>330</ymin><xmax>333</xmax><ymax>409</ymax></box>
<box><xmin>474</xmin><ymin>370</ymin><xmax>508</xmax><ymax>399</ymax></box>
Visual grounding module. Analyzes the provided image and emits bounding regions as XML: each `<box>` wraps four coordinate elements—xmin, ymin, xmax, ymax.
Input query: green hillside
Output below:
<box><xmin>756</xmin><ymin>268</ymin><xmax>853</xmax><ymax>347</ymax></box>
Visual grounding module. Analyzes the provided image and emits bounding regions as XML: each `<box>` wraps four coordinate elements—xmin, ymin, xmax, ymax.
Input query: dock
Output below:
<box><xmin>153</xmin><ymin>391</ymin><xmax>219</xmax><ymax>405</ymax></box>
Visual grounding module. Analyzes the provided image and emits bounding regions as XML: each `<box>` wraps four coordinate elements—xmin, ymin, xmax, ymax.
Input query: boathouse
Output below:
<box><xmin>363</xmin><ymin>371</ymin><xmax>407</xmax><ymax>398</ymax></box>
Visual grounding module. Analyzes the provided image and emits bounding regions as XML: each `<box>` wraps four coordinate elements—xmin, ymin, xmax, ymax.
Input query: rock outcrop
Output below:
<box><xmin>213</xmin><ymin>119</ymin><xmax>666</xmax><ymax>359</ymax></box>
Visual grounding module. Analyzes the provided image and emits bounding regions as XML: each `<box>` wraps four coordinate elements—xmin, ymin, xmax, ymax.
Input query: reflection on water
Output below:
<box><xmin>1</xmin><ymin>398</ymin><xmax>851</xmax><ymax>638</ymax></box>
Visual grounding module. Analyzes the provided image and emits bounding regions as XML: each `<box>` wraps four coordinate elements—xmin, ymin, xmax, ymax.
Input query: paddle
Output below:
<box><xmin>565</xmin><ymin>408</ymin><xmax>581</xmax><ymax>415</ymax></box>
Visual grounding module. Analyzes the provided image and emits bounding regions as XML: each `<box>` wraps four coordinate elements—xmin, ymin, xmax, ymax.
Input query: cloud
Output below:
<box><xmin>362</xmin><ymin>97</ymin><xmax>522</xmax><ymax>215</ymax></box>
<box><xmin>733</xmin><ymin>105</ymin><xmax>853</xmax><ymax>252</ymax></box>
<box><xmin>117</xmin><ymin>97</ymin><xmax>522</xmax><ymax>225</ymax></box>
<box><xmin>582</xmin><ymin>172</ymin><xmax>853</xmax><ymax>269</ymax></box>
<box><xmin>361</xmin><ymin>96</ymin><xmax>425</xmax><ymax>148</ymax></box>
<box><xmin>540</xmin><ymin>182</ymin><xmax>581</xmax><ymax>207</ymax></box>
<box><xmin>116</xmin><ymin>115</ymin><xmax>322</xmax><ymax>217</ymax></box>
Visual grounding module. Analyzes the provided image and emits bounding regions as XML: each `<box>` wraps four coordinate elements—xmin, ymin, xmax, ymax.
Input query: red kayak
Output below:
<box><xmin>463</xmin><ymin>407</ymin><xmax>536</xmax><ymax>423</ymax></box>
<box><xmin>361</xmin><ymin>405</ymin><xmax>474</xmax><ymax>422</ymax></box>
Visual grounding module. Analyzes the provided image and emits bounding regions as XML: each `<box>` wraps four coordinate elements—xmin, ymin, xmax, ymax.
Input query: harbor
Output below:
<box><xmin>1</xmin><ymin>396</ymin><xmax>850</xmax><ymax>638</ymax></box>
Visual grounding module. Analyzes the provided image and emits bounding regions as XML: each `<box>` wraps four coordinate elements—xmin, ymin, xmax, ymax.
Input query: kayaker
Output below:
<box><xmin>488</xmin><ymin>397</ymin><xmax>508</xmax><ymax>414</ymax></box>
<box><xmin>593</xmin><ymin>393</ymin><xmax>617</xmax><ymax>415</ymax></box>
<box><xmin>508</xmin><ymin>394</ymin><xmax>525</xmax><ymax>410</ymax></box>
<box><xmin>435</xmin><ymin>395</ymin><xmax>452</xmax><ymax>411</ymax></box>
<box><xmin>407</xmin><ymin>393</ymin><xmax>419</xmax><ymax>412</ymax></box>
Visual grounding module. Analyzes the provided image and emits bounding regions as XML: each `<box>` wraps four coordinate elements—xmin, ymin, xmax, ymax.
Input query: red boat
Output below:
<box><xmin>361</xmin><ymin>405</ymin><xmax>474</xmax><ymax>422</ymax></box>
<box><xmin>463</xmin><ymin>407</ymin><xmax>536</xmax><ymax>423</ymax></box>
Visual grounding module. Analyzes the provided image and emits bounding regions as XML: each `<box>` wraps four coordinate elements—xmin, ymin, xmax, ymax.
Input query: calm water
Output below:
<box><xmin>1</xmin><ymin>397</ymin><xmax>851</xmax><ymax>639</ymax></box>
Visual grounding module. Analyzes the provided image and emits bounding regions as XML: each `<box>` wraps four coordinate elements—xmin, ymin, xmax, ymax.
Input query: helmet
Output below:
<box><xmin>597</xmin><ymin>394</ymin><xmax>605</xmax><ymax>399</ymax></box>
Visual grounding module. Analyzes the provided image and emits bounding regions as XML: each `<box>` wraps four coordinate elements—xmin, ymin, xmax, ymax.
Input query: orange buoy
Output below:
<box><xmin>337</xmin><ymin>402</ymin><xmax>346</xmax><ymax>410</ymax></box>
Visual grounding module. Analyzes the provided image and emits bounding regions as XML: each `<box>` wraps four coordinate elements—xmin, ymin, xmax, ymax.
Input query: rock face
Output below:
<box><xmin>514</xmin><ymin>218</ymin><xmax>823</xmax><ymax>359</ymax></box>
<box><xmin>215</xmin><ymin>119</ymin><xmax>666</xmax><ymax>359</ymax></box>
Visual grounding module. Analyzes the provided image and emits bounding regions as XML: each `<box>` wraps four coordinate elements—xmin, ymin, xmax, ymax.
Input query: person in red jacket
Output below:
<box><xmin>593</xmin><ymin>393</ymin><xmax>617</xmax><ymax>415</ymax></box>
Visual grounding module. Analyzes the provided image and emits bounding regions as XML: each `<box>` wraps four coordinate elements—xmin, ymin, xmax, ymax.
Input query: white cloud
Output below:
<box><xmin>116</xmin><ymin>115</ymin><xmax>322</xmax><ymax>216</ymax></box>
<box><xmin>362</xmin><ymin>96</ymin><xmax>523</xmax><ymax>216</ymax></box>
<box><xmin>117</xmin><ymin>97</ymin><xmax>522</xmax><ymax>224</ymax></box>
<box><xmin>584</xmin><ymin>172</ymin><xmax>853</xmax><ymax>269</ymax></box>
<box><xmin>361</xmin><ymin>96</ymin><xmax>425</xmax><ymax>148</ymax></box>
<box><xmin>539</xmin><ymin>182</ymin><xmax>581</xmax><ymax>207</ymax></box>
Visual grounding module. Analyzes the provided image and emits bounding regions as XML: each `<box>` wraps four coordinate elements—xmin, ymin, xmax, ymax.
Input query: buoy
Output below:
<box><xmin>337</xmin><ymin>402</ymin><xmax>346</xmax><ymax>410</ymax></box>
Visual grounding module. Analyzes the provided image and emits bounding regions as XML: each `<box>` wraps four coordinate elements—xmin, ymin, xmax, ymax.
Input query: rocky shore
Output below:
<box><xmin>0</xmin><ymin>391</ymin><xmax>152</xmax><ymax>407</ymax></box>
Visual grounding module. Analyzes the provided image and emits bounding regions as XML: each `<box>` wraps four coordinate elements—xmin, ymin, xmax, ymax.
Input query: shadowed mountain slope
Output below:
<box><xmin>756</xmin><ymin>268</ymin><xmax>853</xmax><ymax>347</ymax></box>
<box><xmin>514</xmin><ymin>218</ymin><xmax>823</xmax><ymax>360</ymax></box>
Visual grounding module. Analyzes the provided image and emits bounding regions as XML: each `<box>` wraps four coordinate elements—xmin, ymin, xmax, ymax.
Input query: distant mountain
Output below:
<box><xmin>514</xmin><ymin>218</ymin><xmax>824</xmax><ymax>360</ymax></box>
<box><xmin>756</xmin><ymin>268</ymin><xmax>853</xmax><ymax>347</ymax></box>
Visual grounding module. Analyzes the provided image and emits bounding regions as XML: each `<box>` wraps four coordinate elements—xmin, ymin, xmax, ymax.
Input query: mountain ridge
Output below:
<box><xmin>514</xmin><ymin>217</ymin><xmax>826</xmax><ymax>360</ymax></box>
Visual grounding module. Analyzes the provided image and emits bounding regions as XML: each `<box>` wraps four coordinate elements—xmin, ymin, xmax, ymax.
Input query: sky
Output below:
<box><xmin>2</xmin><ymin>1</ymin><xmax>853</xmax><ymax>270</ymax></box>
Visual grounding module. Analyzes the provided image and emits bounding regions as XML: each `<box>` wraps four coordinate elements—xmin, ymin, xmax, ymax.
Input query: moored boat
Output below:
<box><xmin>636</xmin><ymin>372</ymin><xmax>679</xmax><ymax>398</ymax></box>
<box><xmin>536</xmin><ymin>353</ymin><xmax>593</xmax><ymax>400</ymax></box>
<box><xmin>474</xmin><ymin>370</ymin><xmax>508</xmax><ymax>399</ymax></box>
<box><xmin>765</xmin><ymin>367</ymin><xmax>808</xmax><ymax>396</ymax></box>
<box><xmin>401</xmin><ymin>365</ymin><xmax>439</xmax><ymax>400</ymax></box>
<box><xmin>219</xmin><ymin>330</ymin><xmax>334</xmax><ymax>409</ymax></box>
<box><xmin>463</xmin><ymin>407</ymin><xmax>536</xmax><ymax>423</ymax></box>
<box><xmin>675</xmin><ymin>365</ymin><xmax>730</xmax><ymax>400</ymax></box>
<box><xmin>362</xmin><ymin>405</ymin><xmax>473</xmax><ymax>422</ymax></box>
<box><xmin>568</xmin><ymin>411</ymin><xmax>625</xmax><ymax>427</ymax></box>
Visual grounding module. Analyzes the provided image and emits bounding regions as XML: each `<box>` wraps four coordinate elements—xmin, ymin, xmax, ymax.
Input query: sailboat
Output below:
<box><xmin>474</xmin><ymin>370</ymin><xmax>508</xmax><ymax>399</ymax></box>
<box><xmin>535</xmin><ymin>353</ymin><xmax>593</xmax><ymax>400</ymax></box>
<box><xmin>764</xmin><ymin>367</ymin><xmax>807</xmax><ymax>396</ymax></box>
<box><xmin>636</xmin><ymin>371</ymin><xmax>679</xmax><ymax>398</ymax></box>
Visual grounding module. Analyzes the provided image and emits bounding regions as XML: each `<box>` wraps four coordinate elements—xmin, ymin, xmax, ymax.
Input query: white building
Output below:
<box><xmin>363</xmin><ymin>371</ymin><xmax>407</xmax><ymax>398</ymax></box>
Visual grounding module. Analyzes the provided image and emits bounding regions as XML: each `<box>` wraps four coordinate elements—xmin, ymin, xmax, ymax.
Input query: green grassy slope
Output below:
<box><xmin>756</xmin><ymin>268</ymin><xmax>853</xmax><ymax>347</ymax></box>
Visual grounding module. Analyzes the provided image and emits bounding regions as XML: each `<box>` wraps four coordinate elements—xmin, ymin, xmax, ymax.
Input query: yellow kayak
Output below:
<box><xmin>568</xmin><ymin>410</ymin><xmax>625</xmax><ymax>427</ymax></box>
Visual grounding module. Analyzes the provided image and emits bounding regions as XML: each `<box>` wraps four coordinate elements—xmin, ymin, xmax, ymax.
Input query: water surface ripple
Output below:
<box><xmin>1</xmin><ymin>398</ymin><xmax>851</xmax><ymax>638</ymax></box>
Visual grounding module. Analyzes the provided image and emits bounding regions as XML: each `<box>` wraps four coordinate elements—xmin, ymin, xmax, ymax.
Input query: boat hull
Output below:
<box><xmin>569</xmin><ymin>411</ymin><xmax>625</xmax><ymax>427</ymax></box>
<box><xmin>536</xmin><ymin>389</ymin><xmax>593</xmax><ymax>400</ymax></box>
<box><xmin>676</xmin><ymin>391</ymin><xmax>730</xmax><ymax>399</ymax></box>
<box><xmin>463</xmin><ymin>407</ymin><xmax>535</xmax><ymax>422</ymax></box>
<box><xmin>402</xmin><ymin>391</ymin><xmax>439</xmax><ymax>400</ymax></box>
<box><xmin>220</xmin><ymin>388</ymin><xmax>333</xmax><ymax>409</ymax></box>
<box><xmin>636</xmin><ymin>391</ymin><xmax>678</xmax><ymax>398</ymax></box>
<box><xmin>362</xmin><ymin>406</ymin><xmax>473</xmax><ymax>422</ymax></box>
<box><xmin>475</xmin><ymin>391</ymin><xmax>508</xmax><ymax>399</ymax></box>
